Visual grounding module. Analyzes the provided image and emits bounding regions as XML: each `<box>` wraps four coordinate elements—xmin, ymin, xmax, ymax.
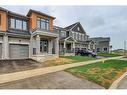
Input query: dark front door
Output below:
<box><xmin>40</xmin><ymin>40</ymin><xmax>48</xmax><ymax>53</ymax></box>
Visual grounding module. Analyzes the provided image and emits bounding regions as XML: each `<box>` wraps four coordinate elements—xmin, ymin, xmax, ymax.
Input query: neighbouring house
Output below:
<box><xmin>54</xmin><ymin>22</ymin><xmax>95</xmax><ymax>56</ymax></box>
<box><xmin>0</xmin><ymin>7</ymin><xmax>59</xmax><ymax>62</ymax></box>
<box><xmin>90</xmin><ymin>37</ymin><xmax>110</xmax><ymax>53</ymax></box>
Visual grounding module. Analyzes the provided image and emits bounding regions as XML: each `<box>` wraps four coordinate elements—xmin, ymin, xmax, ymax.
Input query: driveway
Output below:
<box><xmin>0</xmin><ymin>59</ymin><xmax>45</xmax><ymax>74</ymax></box>
<box><xmin>0</xmin><ymin>71</ymin><xmax>104</xmax><ymax>89</ymax></box>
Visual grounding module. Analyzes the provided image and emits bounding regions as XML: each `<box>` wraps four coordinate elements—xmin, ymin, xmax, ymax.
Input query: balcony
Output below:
<box><xmin>32</xmin><ymin>28</ymin><xmax>59</xmax><ymax>38</ymax></box>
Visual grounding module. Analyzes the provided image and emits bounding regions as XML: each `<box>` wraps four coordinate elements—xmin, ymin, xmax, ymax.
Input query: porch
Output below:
<box><xmin>59</xmin><ymin>37</ymin><xmax>76</xmax><ymax>56</ymax></box>
<box><xmin>30</xmin><ymin>29</ymin><xmax>59</xmax><ymax>62</ymax></box>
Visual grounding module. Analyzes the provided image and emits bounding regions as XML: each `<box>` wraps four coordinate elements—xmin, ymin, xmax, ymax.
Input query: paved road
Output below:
<box><xmin>117</xmin><ymin>75</ymin><xmax>127</xmax><ymax>89</ymax></box>
<box><xmin>0</xmin><ymin>71</ymin><xmax>104</xmax><ymax>89</ymax></box>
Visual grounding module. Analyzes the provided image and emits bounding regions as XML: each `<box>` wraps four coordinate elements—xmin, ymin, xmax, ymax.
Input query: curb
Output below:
<box><xmin>109</xmin><ymin>71</ymin><xmax>127</xmax><ymax>89</ymax></box>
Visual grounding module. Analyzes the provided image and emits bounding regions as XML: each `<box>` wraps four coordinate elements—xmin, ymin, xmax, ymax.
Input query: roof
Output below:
<box><xmin>64</xmin><ymin>22</ymin><xmax>79</xmax><ymax>30</ymax></box>
<box><xmin>27</xmin><ymin>9</ymin><xmax>55</xmax><ymax>19</ymax></box>
<box><xmin>0</xmin><ymin>7</ymin><xmax>29</xmax><ymax>20</ymax></box>
<box><xmin>64</xmin><ymin>22</ymin><xmax>86</xmax><ymax>34</ymax></box>
<box><xmin>54</xmin><ymin>26</ymin><xmax>69</xmax><ymax>31</ymax></box>
<box><xmin>0</xmin><ymin>7</ymin><xmax>8</xmax><ymax>12</ymax></box>
<box><xmin>90</xmin><ymin>37</ymin><xmax>110</xmax><ymax>42</ymax></box>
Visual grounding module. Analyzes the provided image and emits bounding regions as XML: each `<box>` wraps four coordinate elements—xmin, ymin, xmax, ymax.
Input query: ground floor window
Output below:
<box><xmin>103</xmin><ymin>47</ymin><xmax>108</xmax><ymax>52</ymax></box>
<box><xmin>97</xmin><ymin>48</ymin><xmax>100</xmax><ymax>52</ymax></box>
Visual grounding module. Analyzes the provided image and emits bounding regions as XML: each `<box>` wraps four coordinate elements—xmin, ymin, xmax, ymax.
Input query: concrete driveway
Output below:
<box><xmin>0</xmin><ymin>71</ymin><xmax>104</xmax><ymax>89</ymax></box>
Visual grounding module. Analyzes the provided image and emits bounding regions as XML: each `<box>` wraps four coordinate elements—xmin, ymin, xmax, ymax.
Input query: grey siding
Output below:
<box><xmin>96</xmin><ymin>41</ymin><xmax>109</xmax><ymax>52</ymax></box>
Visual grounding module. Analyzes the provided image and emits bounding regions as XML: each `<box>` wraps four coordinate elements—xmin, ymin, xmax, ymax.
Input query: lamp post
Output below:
<box><xmin>124</xmin><ymin>40</ymin><xmax>126</xmax><ymax>56</ymax></box>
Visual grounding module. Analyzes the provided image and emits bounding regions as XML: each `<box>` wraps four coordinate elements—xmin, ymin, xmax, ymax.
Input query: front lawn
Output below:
<box><xmin>61</xmin><ymin>56</ymin><xmax>96</xmax><ymax>62</ymax></box>
<box><xmin>43</xmin><ymin>56</ymin><xmax>96</xmax><ymax>67</ymax></box>
<box><xmin>66</xmin><ymin>59</ymin><xmax>127</xmax><ymax>89</ymax></box>
<box><xmin>97</xmin><ymin>53</ymin><xmax>121</xmax><ymax>57</ymax></box>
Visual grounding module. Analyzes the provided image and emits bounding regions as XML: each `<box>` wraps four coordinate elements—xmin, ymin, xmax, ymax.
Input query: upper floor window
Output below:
<box><xmin>9</xmin><ymin>18</ymin><xmax>27</xmax><ymax>31</ymax></box>
<box><xmin>81</xmin><ymin>35</ymin><xmax>82</xmax><ymax>41</ymax></box>
<box><xmin>10</xmin><ymin>18</ymin><xmax>15</xmax><ymax>28</ymax></box>
<box><xmin>37</xmin><ymin>17</ymin><xmax>49</xmax><ymax>30</ymax></box>
<box><xmin>78</xmin><ymin>27</ymin><xmax>80</xmax><ymax>31</ymax></box>
<box><xmin>60</xmin><ymin>31</ymin><xmax>66</xmax><ymax>37</ymax></box>
<box><xmin>74</xmin><ymin>33</ymin><xmax>76</xmax><ymax>39</ymax></box>
<box><xmin>16</xmin><ymin>20</ymin><xmax>22</xmax><ymax>29</ymax></box>
<box><xmin>77</xmin><ymin>33</ymin><xmax>79</xmax><ymax>40</ymax></box>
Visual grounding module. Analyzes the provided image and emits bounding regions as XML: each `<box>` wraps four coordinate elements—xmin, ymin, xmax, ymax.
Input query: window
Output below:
<box><xmin>16</xmin><ymin>20</ymin><xmax>22</xmax><ymax>29</ymax></box>
<box><xmin>103</xmin><ymin>47</ymin><xmax>108</xmax><ymax>52</ymax></box>
<box><xmin>61</xmin><ymin>31</ymin><xmax>66</xmax><ymax>37</ymax></box>
<box><xmin>74</xmin><ymin>33</ymin><xmax>76</xmax><ymax>39</ymax></box>
<box><xmin>9</xmin><ymin>18</ymin><xmax>27</xmax><ymax>31</ymax></box>
<box><xmin>77</xmin><ymin>33</ymin><xmax>79</xmax><ymax>40</ymax></box>
<box><xmin>10</xmin><ymin>18</ymin><xmax>15</xmax><ymax>28</ymax></box>
<box><xmin>0</xmin><ymin>14</ymin><xmax>1</xmax><ymax>26</ymax></box>
<box><xmin>23</xmin><ymin>21</ymin><xmax>27</xmax><ymax>30</ymax></box>
<box><xmin>37</xmin><ymin>17</ymin><xmax>49</xmax><ymax>30</ymax></box>
<box><xmin>97</xmin><ymin>48</ymin><xmax>100</xmax><ymax>52</ymax></box>
<box><xmin>78</xmin><ymin>27</ymin><xmax>80</xmax><ymax>31</ymax></box>
<box><xmin>81</xmin><ymin>35</ymin><xmax>82</xmax><ymax>41</ymax></box>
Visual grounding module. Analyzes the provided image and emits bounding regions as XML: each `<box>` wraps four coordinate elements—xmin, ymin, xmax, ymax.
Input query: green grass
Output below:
<box><xmin>97</xmin><ymin>53</ymin><xmax>121</xmax><ymax>57</ymax></box>
<box><xmin>67</xmin><ymin>59</ymin><xmax>127</xmax><ymax>89</ymax></box>
<box><xmin>43</xmin><ymin>56</ymin><xmax>96</xmax><ymax>67</ymax></box>
<box><xmin>61</xmin><ymin>56</ymin><xmax>96</xmax><ymax>62</ymax></box>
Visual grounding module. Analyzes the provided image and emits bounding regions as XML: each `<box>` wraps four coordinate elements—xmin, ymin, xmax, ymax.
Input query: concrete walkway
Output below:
<box><xmin>0</xmin><ymin>56</ymin><xmax>123</xmax><ymax>84</ymax></box>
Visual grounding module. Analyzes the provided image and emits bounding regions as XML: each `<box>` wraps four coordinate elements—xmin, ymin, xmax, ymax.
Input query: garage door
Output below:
<box><xmin>9</xmin><ymin>44</ymin><xmax>29</xmax><ymax>59</ymax></box>
<box><xmin>0</xmin><ymin>44</ymin><xmax>2</xmax><ymax>59</ymax></box>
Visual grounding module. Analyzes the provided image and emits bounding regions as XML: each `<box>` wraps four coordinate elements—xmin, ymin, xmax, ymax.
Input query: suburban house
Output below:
<box><xmin>0</xmin><ymin>7</ymin><xmax>59</xmax><ymax>61</ymax></box>
<box><xmin>54</xmin><ymin>22</ymin><xmax>95</xmax><ymax>56</ymax></box>
<box><xmin>90</xmin><ymin>37</ymin><xmax>110</xmax><ymax>53</ymax></box>
<box><xmin>0</xmin><ymin>7</ymin><xmax>110</xmax><ymax>62</ymax></box>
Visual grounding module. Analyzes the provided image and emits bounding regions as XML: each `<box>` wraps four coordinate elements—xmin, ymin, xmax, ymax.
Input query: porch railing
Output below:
<box><xmin>59</xmin><ymin>49</ymin><xmax>75</xmax><ymax>55</ymax></box>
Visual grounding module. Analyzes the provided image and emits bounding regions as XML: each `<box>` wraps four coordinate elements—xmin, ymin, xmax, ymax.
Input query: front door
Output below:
<box><xmin>40</xmin><ymin>40</ymin><xmax>48</xmax><ymax>53</ymax></box>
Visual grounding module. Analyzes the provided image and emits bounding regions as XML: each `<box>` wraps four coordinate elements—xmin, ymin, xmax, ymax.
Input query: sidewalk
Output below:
<box><xmin>0</xmin><ymin>56</ymin><xmax>123</xmax><ymax>84</ymax></box>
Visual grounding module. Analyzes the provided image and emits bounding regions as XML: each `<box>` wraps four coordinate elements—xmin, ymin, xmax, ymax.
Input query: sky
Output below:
<box><xmin>1</xmin><ymin>5</ymin><xmax>127</xmax><ymax>50</ymax></box>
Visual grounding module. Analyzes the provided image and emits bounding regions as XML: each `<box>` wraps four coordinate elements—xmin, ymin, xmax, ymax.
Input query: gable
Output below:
<box><xmin>65</xmin><ymin>36</ymin><xmax>76</xmax><ymax>42</ymax></box>
<box><xmin>71</xmin><ymin>23</ymin><xmax>86</xmax><ymax>34</ymax></box>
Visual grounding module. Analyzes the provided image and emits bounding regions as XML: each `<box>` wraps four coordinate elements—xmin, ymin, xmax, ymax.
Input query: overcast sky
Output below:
<box><xmin>1</xmin><ymin>5</ymin><xmax>127</xmax><ymax>50</ymax></box>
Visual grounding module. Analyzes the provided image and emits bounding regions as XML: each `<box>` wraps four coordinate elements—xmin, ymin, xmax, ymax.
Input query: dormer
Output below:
<box><xmin>27</xmin><ymin>9</ymin><xmax>55</xmax><ymax>32</ymax></box>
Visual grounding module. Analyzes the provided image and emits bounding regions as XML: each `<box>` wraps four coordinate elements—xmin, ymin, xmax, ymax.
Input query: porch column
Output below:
<box><xmin>64</xmin><ymin>41</ymin><xmax>66</xmax><ymax>53</ymax></box>
<box><xmin>55</xmin><ymin>37</ymin><xmax>59</xmax><ymax>55</ymax></box>
<box><xmin>73</xmin><ymin>42</ymin><xmax>75</xmax><ymax>54</ymax></box>
<box><xmin>36</xmin><ymin>35</ymin><xmax>40</xmax><ymax>55</ymax></box>
<box><xmin>3</xmin><ymin>35</ymin><xmax>9</xmax><ymax>59</ymax></box>
<box><xmin>48</xmin><ymin>40</ymin><xmax>52</xmax><ymax>54</ymax></box>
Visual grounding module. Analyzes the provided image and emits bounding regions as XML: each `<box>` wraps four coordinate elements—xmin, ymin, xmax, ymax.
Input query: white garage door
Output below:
<box><xmin>0</xmin><ymin>44</ymin><xmax>2</xmax><ymax>59</ymax></box>
<box><xmin>9</xmin><ymin>44</ymin><xmax>29</xmax><ymax>59</ymax></box>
